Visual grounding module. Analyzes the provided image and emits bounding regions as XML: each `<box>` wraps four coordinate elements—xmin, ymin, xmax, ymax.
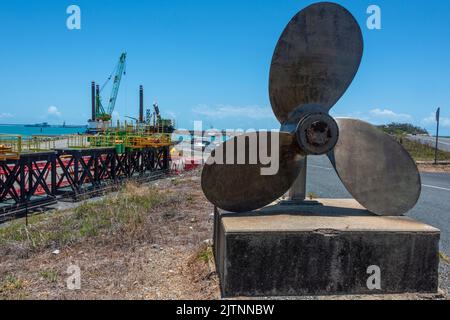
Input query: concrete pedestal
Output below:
<box><xmin>214</xmin><ymin>199</ymin><xmax>440</xmax><ymax>297</ymax></box>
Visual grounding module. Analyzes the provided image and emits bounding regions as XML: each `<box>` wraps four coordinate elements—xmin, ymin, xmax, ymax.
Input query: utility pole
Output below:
<box><xmin>435</xmin><ymin>107</ymin><xmax>440</xmax><ymax>165</ymax></box>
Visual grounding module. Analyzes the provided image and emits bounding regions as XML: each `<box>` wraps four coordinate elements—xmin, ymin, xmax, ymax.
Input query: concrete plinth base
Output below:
<box><xmin>214</xmin><ymin>199</ymin><xmax>440</xmax><ymax>297</ymax></box>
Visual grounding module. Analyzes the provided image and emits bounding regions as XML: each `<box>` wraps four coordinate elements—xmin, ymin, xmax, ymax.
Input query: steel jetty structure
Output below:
<box><xmin>0</xmin><ymin>124</ymin><xmax>172</xmax><ymax>222</ymax></box>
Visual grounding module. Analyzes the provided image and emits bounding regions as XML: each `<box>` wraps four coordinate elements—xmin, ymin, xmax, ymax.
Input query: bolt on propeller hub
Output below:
<box><xmin>295</xmin><ymin>113</ymin><xmax>339</xmax><ymax>155</ymax></box>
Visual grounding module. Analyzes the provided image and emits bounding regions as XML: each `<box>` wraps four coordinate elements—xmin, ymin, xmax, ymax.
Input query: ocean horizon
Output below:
<box><xmin>0</xmin><ymin>124</ymin><xmax>87</xmax><ymax>136</ymax></box>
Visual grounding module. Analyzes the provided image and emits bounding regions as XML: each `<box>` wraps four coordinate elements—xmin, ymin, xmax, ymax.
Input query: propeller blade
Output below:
<box><xmin>269</xmin><ymin>2</ymin><xmax>363</xmax><ymax>123</ymax></box>
<box><xmin>202</xmin><ymin>131</ymin><xmax>304</xmax><ymax>212</ymax></box>
<box><xmin>328</xmin><ymin>119</ymin><xmax>421</xmax><ymax>216</ymax></box>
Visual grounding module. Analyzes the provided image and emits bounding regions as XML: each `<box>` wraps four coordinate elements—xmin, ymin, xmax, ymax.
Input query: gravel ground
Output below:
<box><xmin>0</xmin><ymin>170</ymin><xmax>220</xmax><ymax>300</ymax></box>
<box><xmin>417</xmin><ymin>162</ymin><xmax>450</xmax><ymax>173</ymax></box>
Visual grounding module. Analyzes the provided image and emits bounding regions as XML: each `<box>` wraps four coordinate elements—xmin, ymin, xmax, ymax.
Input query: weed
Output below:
<box><xmin>198</xmin><ymin>245</ymin><xmax>213</xmax><ymax>264</ymax></box>
<box><xmin>307</xmin><ymin>192</ymin><xmax>318</xmax><ymax>200</ymax></box>
<box><xmin>1</xmin><ymin>274</ymin><xmax>27</xmax><ymax>293</ymax></box>
<box><xmin>40</xmin><ymin>269</ymin><xmax>58</xmax><ymax>283</ymax></box>
<box><xmin>186</xmin><ymin>194</ymin><xmax>195</xmax><ymax>202</ymax></box>
<box><xmin>440</xmin><ymin>252</ymin><xmax>450</xmax><ymax>264</ymax></box>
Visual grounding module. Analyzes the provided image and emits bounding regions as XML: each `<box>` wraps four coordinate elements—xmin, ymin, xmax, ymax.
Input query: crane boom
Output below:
<box><xmin>96</xmin><ymin>52</ymin><xmax>127</xmax><ymax>121</ymax></box>
<box><xmin>153</xmin><ymin>102</ymin><xmax>162</xmax><ymax>122</ymax></box>
<box><xmin>107</xmin><ymin>53</ymin><xmax>127</xmax><ymax>115</ymax></box>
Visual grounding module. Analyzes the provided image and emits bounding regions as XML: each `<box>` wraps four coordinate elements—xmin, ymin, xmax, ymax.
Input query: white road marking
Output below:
<box><xmin>422</xmin><ymin>184</ymin><xmax>450</xmax><ymax>191</ymax></box>
<box><xmin>308</xmin><ymin>165</ymin><xmax>333</xmax><ymax>170</ymax></box>
<box><xmin>308</xmin><ymin>160</ymin><xmax>450</xmax><ymax>192</ymax></box>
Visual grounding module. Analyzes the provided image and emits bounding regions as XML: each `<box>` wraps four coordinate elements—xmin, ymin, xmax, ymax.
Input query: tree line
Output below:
<box><xmin>376</xmin><ymin>123</ymin><xmax>429</xmax><ymax>135</ymax></box>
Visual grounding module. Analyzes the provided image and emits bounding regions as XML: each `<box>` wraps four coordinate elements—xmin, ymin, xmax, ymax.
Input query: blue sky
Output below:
<box><xmin>0</xmin><ymin>0</ymin><xmax>449</xmax><ymax>134</ymax></box>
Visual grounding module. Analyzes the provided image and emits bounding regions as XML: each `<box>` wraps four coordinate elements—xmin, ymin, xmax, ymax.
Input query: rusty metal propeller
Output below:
<box><xmin>201</xmin><ymin>2</ymin><xmax>421</xmax><ymax>216</ymax></box>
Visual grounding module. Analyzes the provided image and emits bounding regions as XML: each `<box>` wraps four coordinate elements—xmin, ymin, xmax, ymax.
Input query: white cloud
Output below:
<box><xmin>330</xmin><ymin>110</ymin><xmax>370</xmax><ymax>122</ymax></box>
<box><xmin>47</xmin><ymin>106</ymin><xmax>61</xmax><ymax>117</ymax></box>
<box><xmin>193</xmin><ymin>104</ymin><xmax>273</xmax><ymax>120</ymax></box>
<box><xmin>422</xmin><ymin>113</ymin><xmax>450</xmax><ymax>128</ymax></box>
<box><xmin>0</xmin><ymin>113</ymin><xmax>13</xmax><ymax>119</ymax></box>
<box><xmin>369</xmin><ymin>108</ymin><xmax>412</xmax><ymax>122</ymax></box>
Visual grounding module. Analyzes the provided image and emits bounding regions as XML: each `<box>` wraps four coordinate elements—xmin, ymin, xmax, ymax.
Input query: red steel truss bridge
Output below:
<box><xmin>0</xmin><ymin>146</ymin><xmax>170</xmax><ymax>223</ymax></box>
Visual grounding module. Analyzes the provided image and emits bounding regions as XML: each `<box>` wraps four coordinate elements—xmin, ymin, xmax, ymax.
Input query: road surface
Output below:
<box><xmin>407</xmin><ymin>135</ymin><xmax>450</xmax><ymax>152</ymax></box>
<box><xmin>307</xmin><ymin>155</ymin><xmax>450</xmax><ymax>257</ymax></box>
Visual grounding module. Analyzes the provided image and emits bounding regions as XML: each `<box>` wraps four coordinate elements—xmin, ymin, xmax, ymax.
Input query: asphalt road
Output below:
<box><xmin>306</xmin><ymin>155</ymin><xmax>450</xmax><ymax>257</ymax></box>
<box><xmin>407</xmin><ymin>135</ymin><xmax>450</xmax><ymax>152</ymax></box>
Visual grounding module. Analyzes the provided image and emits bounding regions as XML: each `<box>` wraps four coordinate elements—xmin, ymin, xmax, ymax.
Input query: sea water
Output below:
<box><xmin>0</xmin><ymin>125</ymin><xmax>87</xmax><ymax>137</ymax></box>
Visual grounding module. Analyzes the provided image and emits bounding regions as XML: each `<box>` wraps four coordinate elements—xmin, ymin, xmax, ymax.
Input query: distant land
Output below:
<box><xmin>376</xmin><ymin>122</ymin><xmax>429</xmax><ymax>136</ymax></box>
<box><xmin>0</xmin><ymin>123</ymin><xmax>87</xmax><ymax>127</ymax></box>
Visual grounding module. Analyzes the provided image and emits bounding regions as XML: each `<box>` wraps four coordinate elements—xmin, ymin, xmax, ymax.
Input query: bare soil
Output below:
<box><xmin>0</xmin><ymin>170</ymin><xmax>220</xmax><ymax>300</ymax></box>
<box><xmin>417</xmin><ymin>162</ymin><xmax>450</xmax><ymax>173</ymax></box>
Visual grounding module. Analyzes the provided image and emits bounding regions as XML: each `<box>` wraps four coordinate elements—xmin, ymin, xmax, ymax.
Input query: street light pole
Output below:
<box><xmin>435</xmin><ymin>107</ymin><xmax>440</xmax><ymax>165</ymax></box>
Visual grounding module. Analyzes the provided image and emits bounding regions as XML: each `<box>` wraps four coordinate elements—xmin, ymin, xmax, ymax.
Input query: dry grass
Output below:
<box><xmin>0</xmin><ymin>170</ymin><xmax>220</xmax><ymax>300</ymax></box>
<box><xmin>401</xmin><ymin>137</ymin><xmax>450</xmax><ymax>162</ymax></box>
<box><xmin>416</xmin><ymin>162</ymin><xmax>450</xmax><ymax>173</ymax></box>
<box><xmin>0</xmin><ymin>184</ymin><xmax>183</xmax><ymax>257</ymax></box>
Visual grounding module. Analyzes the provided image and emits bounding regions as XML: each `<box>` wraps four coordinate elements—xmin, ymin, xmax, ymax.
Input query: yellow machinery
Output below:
<box><xmin>88</xmin><ymin>132</ymin><xmax>172</xmax><ymax>151</ymax></box>
<box><xmin>0</xmin><ymin>135</ymin><xmax>22</xmax><ymax>160</ymax></box>
<box><xmin>0</xmin><ymin>134</ymin><xmax>68</xmax><ymax>160</ymax></box>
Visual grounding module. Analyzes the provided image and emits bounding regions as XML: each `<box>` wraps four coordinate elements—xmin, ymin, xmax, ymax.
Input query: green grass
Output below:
<box><xmin>198</xmin><ymin>245</ymin><xmax>213</xmax><ymax>264</ymax></box>
<box><xmin>2</xmin><ymin>274</ymin><xmax>25</xmax><ymax>290</ymax></box>
<box><xmin>375</xmin><ymin>125</ymin><xmax>450</xmax><ymax>162</ymax></box>
<box><xmin>39</xmin><ymin>269</ymin><xmax>58</xmax><ymax>283</ymax></box>
<box><xmin>0</xmin><ymin>273</ymin><xmax>27</xmax><ymax>298</ymax></box>
<box><xmin>399</xmin><ymin>137</ymin><xmax>450</xmax><ymax>162</ymax></box>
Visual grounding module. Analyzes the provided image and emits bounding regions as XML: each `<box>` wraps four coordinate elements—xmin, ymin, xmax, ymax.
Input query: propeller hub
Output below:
<box><xmin>296</xmin><ymin>113</ymin><xmax>339</xmax><ymax>155</ymax></box>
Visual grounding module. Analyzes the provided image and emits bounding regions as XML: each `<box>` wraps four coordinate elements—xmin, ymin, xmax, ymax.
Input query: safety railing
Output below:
<box><xmin>0</xmin><ymin>135</ymin><xmax>22</xmax><ymax>160</ymax></box>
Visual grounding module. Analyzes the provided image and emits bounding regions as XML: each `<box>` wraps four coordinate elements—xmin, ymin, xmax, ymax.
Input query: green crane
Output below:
<box><xmin>153</xmin><ymin>102</ymin><xmax>162</xmax><ymax>123</ymax></box>
<box><xmin>96</xmin><ymin>53</ymin><xmax>127</xmax><ymax>122</ymax></box>
<box><xmin>152</xmin><ymin>102</ymin><xmax>175</xmax><ymax>133</ymax></box>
